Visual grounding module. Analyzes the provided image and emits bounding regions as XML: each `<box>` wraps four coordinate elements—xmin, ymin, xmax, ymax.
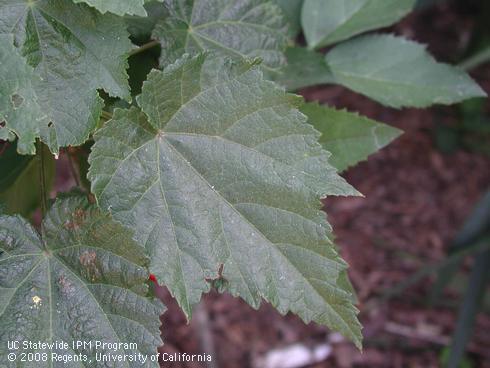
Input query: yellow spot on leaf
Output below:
<box><xmin>32</xmin><ymin>295</ymin><xmax>42</xmax><ymax>307</ymax></box>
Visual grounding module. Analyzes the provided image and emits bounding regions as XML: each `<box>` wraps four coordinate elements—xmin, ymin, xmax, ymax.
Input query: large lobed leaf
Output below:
<box><xmin>0</xmin><ymin>34</ymin><xmax>45</xmax><ymax>154</ymax></box>
<box><xmin>301</xmin><ymin>0</ymin><xmax>416</xmax><ymax>49</ymax></box>
<box><xmin>88</xmin><ymin>54</ymin><xmax>363</xmax><ymax>347</ymax></box>
<box><xmin>301</xmin><ymin>102</ymin><xmax>402</xmax><ymax>172</ymax></box>
<box><xmin>325</xmin><ymin>34</ymin><xmax>487</xmax><ymax>108</ymax></box>
<box><xmin>0</xmin><ymin>0</ymin><xmax>132</xmax><ymax>154</ymax></box>
<box><xmin>0</xmin><ymin>195</ymin><xmax>164</xmax><ymax>367</ymax></box>
<box><xmin>152</xmin><ymin>0</ymin><xmax>290</xmax><ymax>71</ymax></box>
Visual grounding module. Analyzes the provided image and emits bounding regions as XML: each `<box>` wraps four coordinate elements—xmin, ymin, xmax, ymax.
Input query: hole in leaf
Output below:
<box><xmin>10</xmin><ymin>94</ymin><xmax>24</xmax><ymax>108</ymax></box>
<box><xmin>48</xmin><ymin>122</ymin><xmax>53</xmax><ymax>127</ymax></box>
<box><xmin>0</xmin><ymin>121</ymin><xmax>5</xmax><ymax>128</ymax></box>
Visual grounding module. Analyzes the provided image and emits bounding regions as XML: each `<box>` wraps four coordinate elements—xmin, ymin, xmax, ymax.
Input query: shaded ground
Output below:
<box><xmin>155</xmin><ymin>2</ymin><xmax>490</xmax><ymax>368</ymax></box>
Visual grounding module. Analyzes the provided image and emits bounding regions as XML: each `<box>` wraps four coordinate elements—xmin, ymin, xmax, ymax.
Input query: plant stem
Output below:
<box><xmin>101</xmin><ymin>110</ymin><xmax>113</xmax><ymax>121</ymax></box>
<box><xmin>129</xmin><ymin>40</ymin><xmax>159</xmax><ymax>56</ymax></box>
<box><xmin>66</xmin><ymin>149</ymin><xmax>81</xmax><ymax>187</ymax></box>
<box><xmin>459</xmin><ymin>47</ymin><xmax>490</xmax><ymax>71</ymax></box>
<box><xmin>37</xmin><ymin>140</ymin><xmax>48</xmax><ymax>218</ymax></box>
<box><xmin>0</xmin><ymin>142</ymin><xmax>9</xmax><ymax>156</ymax></box>
<box><xmin>194</xmin><ymin>302</ymin><xmax>218</xmax><ymax>368</ymax></box>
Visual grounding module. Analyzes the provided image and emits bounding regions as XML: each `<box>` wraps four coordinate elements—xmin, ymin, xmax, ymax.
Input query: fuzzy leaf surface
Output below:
<box><xmin>0</xmin><ymin>195</ymin><xmax>164</xmax><ymax>367</ymax></box>
<box><xmin>152</xmin><ymin>0</ymin><xmax>290</xmax><ymax>71</ymax></box>
<box><xmin>301</xmin><ymin>102</ymin><xmax>402</xmax><ymax>171</ymax></box>
<box><xmin>302</xmin><ymin>0</ymin><xmax>415</xmax><ymax>49</ymax></box>
<box><xmin>89</xmin><ymin>54</ymin><xmax>362</xmax><ymax>347</ymax></box>
<box><xmin>0</xmin><ymin>0</ymin><xmax>132</xmax><ymax>154</ymax></box>
<box><xmin>325</xmin><ymin>34</ymin><xmax>487</xmax><ymax>108</ymax></box>
<box><xmin>0</xmin><ymin>35</ymin><xmax>45</xmax><ymax>154</ymax></box>
<box><xmin>72</xmin><ymin>0</ymin><xmax>160</xmax><ymax>16</ymax></box>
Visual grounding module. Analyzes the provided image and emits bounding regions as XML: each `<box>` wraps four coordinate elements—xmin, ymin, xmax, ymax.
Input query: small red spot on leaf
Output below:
<box><xmin>149</xmin><ymin>274</ymin><xmax>158</xmax><ymax>283</ymax></box>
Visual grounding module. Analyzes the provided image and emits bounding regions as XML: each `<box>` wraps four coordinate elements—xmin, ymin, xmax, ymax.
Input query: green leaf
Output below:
<box><xmin>0</xmin><ymin>35</ymin><xmax>45</xmax><ymax>155</ymax></box>
<box><xmin>325</xmin><ymin>34</ymin><xmax>487</xmax><ymax>108</ymax></box>
<box><xmin>300</xmin><ymin>102</ymin><xmax>402</xmax><ymax>171</ymax></box>
<box><xmin>302</xmin><ymin>0</ymin><xmax>415</xmax><ymax>49</ymax></box>
<box><xmin>274</xmin><ymin>0</ymin><xmax>303</xmax><ymax>36</ymax></box>
<box><xmin>152</xmin><ymin>0</ymin><xmax>290</xmax><ymax>71</ymax></box>
<box><xmin>72</xmin><ymin>0</ymin><xmax>161</xmax><ymax>16</ymax></box>
<box><xmin>88</xmin><ymin>54</ymin><xmax>362</xmax><ymax>347</ymax></box>
<box><xmin>272</xmin><ymin>47</ymin><xmax>334</xmax><ymax>91</ymax></box>
<box><xmin>0</xmin><ymin>142</ymin><xmax>55</xmax><ymax>217</ymax></box>
<box><xmin>0</xmin><ymin>0</ymin><xmax>132</xmax><ymax>154</ymax></box>
<box><xmin>125</xmin><ymin>1</ymin><xmax>168</xmax><ymax>43</ymax></box>
<box><xmin>0</xmin><ymin>195</ymin><xmax>164</xmax><ymax>366</ymax></box>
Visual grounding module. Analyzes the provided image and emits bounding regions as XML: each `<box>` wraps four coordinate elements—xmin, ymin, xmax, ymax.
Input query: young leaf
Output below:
<box><xmin>300</xmin><ymin>102</ymin><xmax>402</xmax><ymax>171</ymax></box>
<box><xmin>0</xmin><ymin>35</ymin><xmax>46</xmax><ymax>155</ymax></box>
<box><xmin>152</xmin><ymin>0</ymin><xmax>290</xmax><ymax>70</ymax></box>
<box><xmin>89</xmin><ymin>54</ymin><xmax>363</xmax><ymax>347</ymax></box>
<box><xmin>325</xmin><ymin>34</ymin><xmax>487</xmax><ymax>108</ymax></box>
<box><xmin>72</xmin><ymin>0</ymin><xmax>160</xmax><ymax>16</ymax></box>
<box><xmin>272</xmin><ymin>47</ymin><xmax>334</xmax><ymax>91</ymax></box>
<box><xmin>0</xmin><ymin>195</ymin><xmax>164</xmax><ymax>366</ymax></box>
<box><xmin>302</xmin><ymin>0</ymin><xmax>415</xmax><ymax>49</ymax></box>
<box><xmin>0</xmin><ymin>0</ymin><xmax>132</xmax><ymax>154</ymax></box>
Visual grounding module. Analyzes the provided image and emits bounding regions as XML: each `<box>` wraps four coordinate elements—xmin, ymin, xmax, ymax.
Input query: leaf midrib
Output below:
<box><xmin>155</xmin><ymin>140</ymin><xmax>192</xmax><ymax>315</ymax></box>
<box><xmin>322</xmin><ymin>1</ymin><xmax>365</xmax><ymax>43</ymax></box>
<box><xmin>193</xmin><ymin>19</ymin><xmax>283</xmax><ymax>36</ymax></box>
<box><xmin>332</xmin><ymin>69</ymin><xmax>454</xmax><ymax>93</ymax></box>
<box><xmin>189</xmin><ymin>31</ymin><xmax>279</xmax><ymax>72</ymax></box>
<box><xmin>164</xmin><ymin>132</ymin><xmax>346</xmax><ymax>188</ymax></box>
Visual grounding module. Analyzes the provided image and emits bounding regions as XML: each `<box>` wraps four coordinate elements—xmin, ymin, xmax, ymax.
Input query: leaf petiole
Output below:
<box><xmin>36</xmin><ymin>140</ymin><xmax>48</xmax><ymax>218</ymax></box>
<box><xmin>101</xmin><ymin>110</ymin><xmax>113</xmax><ymax>121</ymax></box>
<box><xmin>129</xmin><ymin>40</ymin><xmax>159</xmax><ymax>56</ymax></box>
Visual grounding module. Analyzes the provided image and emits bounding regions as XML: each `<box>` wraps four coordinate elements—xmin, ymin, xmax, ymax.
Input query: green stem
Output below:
<box><xmin>363</xmin><ymin>237</ymin><xmax>490</xmax><ymax>313</ymax></box>
<box><xmin>37</xmin><ymin>140</ymin><xmax>48</xmax><ymax>218</ymax></box>
<box><xmin>459</xmin><ymin>47</ymin><xmax>490</xmax><ymax>71</ymax></box>
<box><xmin>101</xmin><ymin>110</ymin><xmax>113</xmax><ymax>121</ymax></box>
<box><xmin>129</xmin><ymin>40</ymin><xmax>160</xmax><ymax>56</ymax></box>
<box><xmin>66</xmin><ymin>150</ymin><xmax>81</xmax><ymax>187</ymax></box>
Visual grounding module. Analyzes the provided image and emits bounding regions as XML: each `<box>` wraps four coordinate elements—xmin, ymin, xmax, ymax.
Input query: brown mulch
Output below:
<box><xmin>157</xmin><ymin>2</ymin><xmax>490</xmax><ymax>368</ymax></box>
